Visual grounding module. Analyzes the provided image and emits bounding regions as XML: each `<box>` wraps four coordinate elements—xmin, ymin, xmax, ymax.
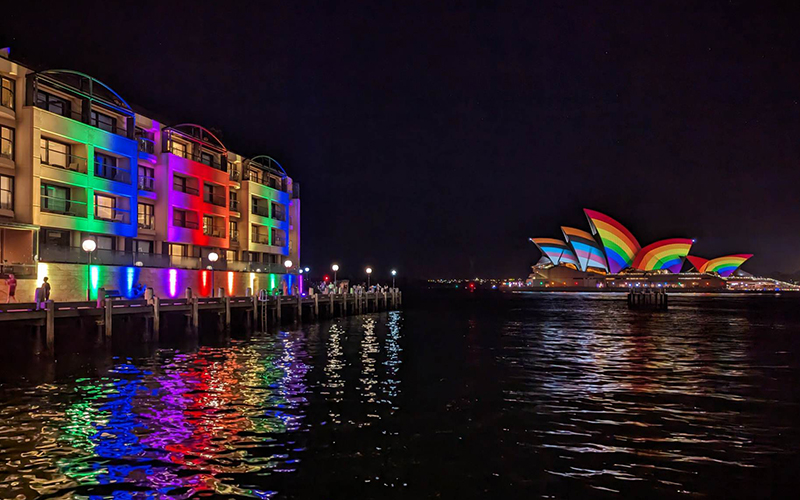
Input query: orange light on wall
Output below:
<box><xmin>227</xmin><ymin>271</ymin><xmax>234</xmax><ymax>296</ymax></box>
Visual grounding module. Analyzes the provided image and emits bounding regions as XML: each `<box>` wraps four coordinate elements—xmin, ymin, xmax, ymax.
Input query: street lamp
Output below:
<box><xmin>391</xmin><ymin>269</ymin><xmax>397</xmax><ymax>288</ymax></box>
<box><xmin>366</xmin><ymin>267</ymin><xmax>373</xmax><ymax>288</ymax></box>
<box><xmin>208</xmin><ymin>251</ymin><xmax>218</xmax><ymax>296</ymax></box>
<box><xmin>332</xmin><ymin>264</ymin><xmax>339</xmax><ymax>287</ymax></box>
<box><xmin>81</xmin><ymin>238</ymin><xmax>97</xmax><ymax>300</ymax></box>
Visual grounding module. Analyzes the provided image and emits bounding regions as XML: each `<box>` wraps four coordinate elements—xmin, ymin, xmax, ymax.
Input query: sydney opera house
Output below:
<box><xmin>527</xmin><ymin>209</ymin><xmax>763</xmax><ymax>290</ymax></box>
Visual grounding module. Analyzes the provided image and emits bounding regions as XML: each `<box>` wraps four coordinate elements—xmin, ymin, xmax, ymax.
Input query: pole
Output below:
<box><xmin>368</xmin><ymin>274</ymin><xmax>371</xmax><ymax>288</ymax></box>
<box><xmin>86</xmin><ymin>250</ymin><xmax>92</xmax><ymax>301</ymax></box>
<box><xmin>334</xmin><ymin>270</ymin><xmax>337</xmax><ymax>288</ymax></box>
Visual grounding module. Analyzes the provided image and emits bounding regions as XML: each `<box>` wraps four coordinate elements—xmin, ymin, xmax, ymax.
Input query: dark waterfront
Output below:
<box><xmin>1</xmin><ymin>292</ymin><xmax>800</xmax><ymax>499</ymax></box>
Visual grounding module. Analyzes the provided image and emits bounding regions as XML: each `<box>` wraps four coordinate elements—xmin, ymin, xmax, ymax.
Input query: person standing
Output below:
<box><xmin>42</xmin><ymin>277</ymin><xmax>51</xmax><ymax>301</ymax></box>
<box><xmin>5</xmin><ymin>273</ymin><xmax>17</xmax><ymax>303</ymax></box>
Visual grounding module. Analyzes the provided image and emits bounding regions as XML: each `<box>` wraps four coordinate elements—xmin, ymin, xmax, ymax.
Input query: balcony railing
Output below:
<box><xmin>166</xmin><ymin>141</ymin><xmax>226</xmax><ymax>171</ymax></box>
<box><xmin>41</xmin><ymin>151</ymin><xmax>88</xmax><ymax>174</ymax></box>
<box><xmin>230</xmin><ymin>229</ymin><xmax>239</xmax><ymax>242</ymax></box>
<box><xmin>229</xmin><ymin>199</ymin><xmax>239</xmax><ymax>212</ymax></box>
<box><xmin>251</xmin><ymin>205</ymin><xmax>269</xmax><ymax>217</ymax></box>
<box><xmin>174</xmin><ymin>183</ymin><xmax>199</xmax><ymax>196</ymax></box>
<box><xmin>203</xmin><ymin>226</ymin><xmax>225</xmax><ymax>238</ymax></box>
<box><xmin>203</xmin><ymin>192</ymin><xmax>226</xmax><ymax>207</ymax></box>
<box><xmin>229</xmin><ymin>169</ymin><xmax>241</xmax><ymax>181</ymax></box>
<box><xmin>137</xmin><ymin>136</ymin><xmax>155</xmax><ymax>154</ymax></box>
<box><xmin>40</xmin><ymin>196</ymin><xmax>87</xmax><ymax>217</ymax></box>
<box><xmin>272</xmin><ymin>238</ymin><xmax>287</xmax><ymax>247</ymax></box>
<box><xmin>95</xmin><ymin>161</ymin><xmax>131</xmax><ymax>184</ymax></box>
<box><xmin>138</xmin><ymin>216</ymin><xmax>154</xmax><ymax>230</ymax></box>
<box><xmin>251</xmin><ymin>234</ymin><xmax>270</xmax><ymax>245</ymax></box>
<box><xmin>169</xmin><ymin>255</ymin><xmax>201</xmax><ymax>269</ymax></box>
<box><xmin>95</xmin><ymin>205</ymin><xmax>131</xmax><ymax>224</ymax></box>
<box><xmin>138</xmin><ymin>174</ymin><xmax>155</xmax><ymax>191</ymax></box>
<box><xmin>33</xmin><ymin>102</ymin><xmax>132</xmax><ymax>139</ymax></box>
<box><xmin>272</xmin><ymin>210</ymin><xmax>286</xmax><ymax>222</ymax></box>
<box><xmin>174</xmin><ymin>218</ymin><xmax>199</xmax><ymax>229</ymax></box>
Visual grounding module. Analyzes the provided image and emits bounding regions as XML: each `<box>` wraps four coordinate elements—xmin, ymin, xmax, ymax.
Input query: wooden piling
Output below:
<box><xmin>314</xmin><ymin>293</ymin><xmax>319</xmax><ymax>317</ymax></box>
<box><xmin>297</xmin><ymin>293</ymin><xmax>303</xmax><ymax>321</ymax></box>
<box><xmin>276</xmin><ymin>295</ymin><xmax>282</xmax><ymax>321</ymax></box>
<box><xmin>45</xmin><ymin>300</ymin><xmax>55</xmax><ymax>352</ymax></box>
<box><xmin>104</xmin><ymin>298</ymin><xmax>113</xmax><ymax>339</ymax></box>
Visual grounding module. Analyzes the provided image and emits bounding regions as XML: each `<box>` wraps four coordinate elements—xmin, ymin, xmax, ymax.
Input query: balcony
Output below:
<box><xmin>41</xmin><ymin>151</ymin><xmax>88</xmax><ymax>174</ymax></box>
<box><xmin>251</xmin><ymin>234</ymin><xmax>270</xmax><ymax>245</ymax></box>
<box><xmin>95</xmin><ymin>160</ymin><xmax>131</xmax><ymax>184</ymax></box>
<box><xmin>166</xmin><ymin>140</ymin><xmax>226</xmax><ymax>172</ymax></box>
<box><xmin>174</xmin><ymin>218</ymin><xmax>199</xmax><ymax>229</ymax></box>
<box><xmin>203</xmin><ymin>191</ymin><xmax>226</xmax><ymax>207</ymax></box>
<box><xmin>95</xmin><ymin>205</ymin><xmax>131</xmax><ymax>224</ymax></box>
<box><xmin>251</xmin><ymin>205</ymin><xmax>269</xmax><ymax>218</ymax></box>
<box><xmin>229</xmin><ymin>169</ymin><xmax>241</xmax><ymax>181</ymax></box>
<box><xmin>138</xmin><ymin>174</ymin><xmax>155</xmax><ymax>191</ymax></box>
<box><xmin>138</xmin><ymin>216</ymin><xmax>154</xmax><ymax>230</ymax></box>
<box><xmin>230</xmin><ymin>229</ymin><xmax>239</xmax><ymax>242</ymax></box>
<box><xmin>272</xmin><ymin>210</ymin><xmax>286</xmax><ymax>222</ymax></box>
<box><xmin>174</xmin><ymin>183</ymin><xmax>199</xmax><ymax>196</ymax></box>
<box><xmin>203</xmin><ymin>226</ymin><xmax>225</xmax><ymax>238</ymax></box>
<box><xmin>272</xmin><ymin>238</ymin><xmax>287</xmax><ymax>247</ymax></box>
<box><xmin>137</xmin><ymin>136</ymin><xmax>155</xmax><ymax>154</ymax></box>
<box><xmin>40</xmin><ymin>196</ymin><xmax>87</xmax><ymax>217</ymax></box>
<box><xmin>229</xmin><ymin>199</ymin><xmax>240</xmax><ymax>212</ymax></box>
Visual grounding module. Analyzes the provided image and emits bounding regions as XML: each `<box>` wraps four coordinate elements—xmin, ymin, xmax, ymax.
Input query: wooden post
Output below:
<box><xmin>314</xmin><ymin>293</ymin><xmax>319</xmax><ymax>317</ymax></box>
<box><xmin>343</xmin><ymin>292</ymin><xmax>348</xmax><ymax>315</ymax></box>
<box><xmin>252</xmin><ymin>295</ymin><xmax>258</xmax><ymax>326</ymax></box>
<box><xmin>151</xmin><ymin>296</ymin><xmax>160</xmax><ymax>341</ymax></box>
<box><xmin>45</xmin><ymin>300</ymin><xmax>55</xmax><ymax>352</ymax></box>
<box><xmin>104</xmin><ymin>298</ymin><xmax>113</xmax><ymax>339</ymax></box>
<box><xmin>224</xmin><ymin>296</ymin><xmax>231</xmax><ymax>327</ymax></box>
<box><xmin>276</xmin><ymin>295</ymin><xmax>282</xmax><ymax>321</ymax></box>
<box><xmin>383</xmin><ymin>291</ymin><xmax>387</xmax><ymax>310</ymax></box>
<box><xmin>297</xmin><ymin>293</ymin><xmax>303</xmax><ymax>321</ymax></box>
<box><xmin>330</xmin><ymin>293</ymin><xmax>335</xmax><ymax>316</ymax></box>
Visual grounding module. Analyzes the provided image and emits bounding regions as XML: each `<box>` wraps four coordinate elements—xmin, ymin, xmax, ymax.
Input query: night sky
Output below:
<box><xmin>3</xmin><ymin>1</ymin><xmax>799</xmax><ymax>278</ymax></box>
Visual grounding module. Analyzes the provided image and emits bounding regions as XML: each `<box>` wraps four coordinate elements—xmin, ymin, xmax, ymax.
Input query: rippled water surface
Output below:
<box><xmin>1</xmin><ymin>292</ymin><xmax>800</xmax><ymax>499</ymax></box>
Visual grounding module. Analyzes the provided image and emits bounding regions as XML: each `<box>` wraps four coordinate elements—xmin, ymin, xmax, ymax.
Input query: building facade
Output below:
<box><xmin>0</xmin><ymin>49</ymin><xmax>300</xmax><ymax>299</ymax></box>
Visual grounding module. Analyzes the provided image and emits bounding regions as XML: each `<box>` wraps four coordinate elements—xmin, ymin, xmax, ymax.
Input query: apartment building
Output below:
<box><xmin>0</xmin><ymin>48</ymin><xmax>300</xmax><ymax>290</ymax></box>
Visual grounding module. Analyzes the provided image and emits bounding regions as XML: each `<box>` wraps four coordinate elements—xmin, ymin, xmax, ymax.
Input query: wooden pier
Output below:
<box><xmin>627</xmin><ymin>288</ymin><xmax>668</xmax><ymax>310</ymax></box>
<box><xmin>0</xmin><ymin>287</ymin><xmax>402</xmax><ymax>355</ymax></box>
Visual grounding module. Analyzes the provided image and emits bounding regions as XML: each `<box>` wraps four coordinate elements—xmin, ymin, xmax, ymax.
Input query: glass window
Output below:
<box><xmin>0</xmin><ymin>174</ymin><xmax>13</xmax><ymax>210</ymax></box>
<box><xmin>90</xmin><ymin>110</ymin><xmax>116</xmax><ymax>133</ymax></box>
<box><xmin>94</xmin><ymin>193</ymin><xmax>116</xmax><ymax>221</ymax></box>
<box><xmin>170</xmin><ymin>140</ymin><xmax>187</xmax><ymax>158</ymax></box>
<box><xmin>168</xmin><ymin>243</ymin><xmax>186</xmax><ymax>256</ymax></box>
<box><xmin>138</xmin><ymin>165</ymin><xmax>155</xmax><ymax>191</ymax></box>
<box><xmin>1</xmin><ymin>76</ymin><xmax>14</xmax><ymax>110</ymax></box>
<box><xmin>229</xmin><ymin>221</ymin><xmax>238</xmax><ymax>241</ymax></box>
<box><xmin>42</xmin><ymin>229</ymin><xmax>70</xmax><ymax>247</ymax></box>
<box><xmin>95</xmin><ymin>153</ymin><xmax>118</xmax><ymax>179</ymax></box>
<box><xmin>226</xmin><ymin>250</ymin><xmax>237</xmax><ymax>262</ymax></box>
<box><xmin>135</xmin><ymin>239</ymin><xmax>153</xmax><ymax>254</ymax></box>
<box><xmin>251</xmin><ymin>196</ymin><xmax>269</xmax><ymax>217</ymax></box>
<box><xmin>36</xmin><ymin>90</ymin><xmax>70</xmax><ymax>117</ymax></box>
<box><xmin>138</xmin><ymin>202</ymin><xmax>154</xmax><ymax>229</ymax></box>
<box><xmin>0</xmin><ymin>126</ymin><xmax>12</xmax><ymax>160</ymax></box>
<box><xmin>95</xmin><ymin>235</ymin><xmax>115</xmax><ymax>250</ymax></box>
<box><xmin>40</xmin><ymin>138</ymin><xmax>70</xmax><ymax>168</ymax></box>
<box><xmin>40</xmin><ymin>183</ymin><xmax>70</xmax><ymax>213</ymax></box>
<box><xmin>200</xmin><ymin>151</ymin><xmax>214</xmax><ymax>167</ymax></box>
<box><xmin>248</xmin><ymin>167</ymin><xmax>261</xmax><ymax>184</ymax></box>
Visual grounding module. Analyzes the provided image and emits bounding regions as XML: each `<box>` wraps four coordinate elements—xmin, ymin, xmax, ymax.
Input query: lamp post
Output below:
<box><xmin>208</xmin><ymin>251</ymin><xmax>218</xmax><ymax>296</ymax></box>
<box><xmin>366</xmin><ymin>267</ymin><xmax>373</xmax><ymax>288</ymax></box>
<box><xmin>284</xmin><ymin>259</ymin><xmax>293</xmax><ymax>295</ymax></box>
<box><xmin>332</xmin><ymin>264</ymin><xmax>339</xmax><ymax>288</ymax></box>
<box><xmin>391</xmin><ymin>269</ymin><xmax>397</xmax><ymax>288</ymax></box>
<box><xmin>81</xmin><ymin>238</ymin><xmax>96</xmax><ymax>300</ymax></box>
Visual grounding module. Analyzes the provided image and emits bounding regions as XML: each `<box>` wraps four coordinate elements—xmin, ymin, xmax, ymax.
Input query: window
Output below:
<box><xmin>251</xmin><ymin>224</ymin><xmax>269</xmax><ymax>244</ymax></box>
<box><xmin>135</xmin><ymin>127</ymin><xmax>155</xmax><ymax>154</ymax></box>
<box><xmin>138</xmin><ymin>165</ymin><xmax>155</xmax><ymax>191</ymax></box>
<box><xmin>200</xmin><ymin>151</ymin><xmax>214</xmax><ymax>167</ymax></box>
<box><xmin>203</xmin><ymin>183</ymin><xmax>225</xmax><ymax>206</ymax></box>
<box><xmin>173</xmin><ymin>209</ymin><xmax>197</xmax><ymax>229</ymax></box>
<box><xmin>271</xmin><ymin>202</ymin><xmax>286</xmax><ymax>221</ymax></box>
<box><xmin>41</xmin><ymin>229</ymin><xmax>70</xmax><ymax>247</ymax></box>
<box><xmin>248</xmin><ymin>167</ymin><xmax>261</xmax><ymax>184</ymax></box>
<box><xmin>135</xmin><ymin>239</ymin><xmax>154</xmax><ymax>254</ymax></box>
<box><xmin>251</xmin><ymin>196</ymin><xmax>269</xmax><ymax>217</ymax></box>
<box><xmin>138</xmin><ymin>202</ymin><xmax>154</xmax><ymax>229</ymax></box>
<box><xmin>1</xmin><ymin>76</ymin><xmax>13</xmax><ymax>110</ymax></box>
<box><xmin>40</xmin><ymin>138</ymin><xmax>70</xmax><ymax>169</ymax></box>
<box><xmin>95</xmin><ymin>153</ymin><xmax>118</xmax><ymax>180</ymax></box>
<box><xmin>40</xmin><ymin>183</ymin><xmax>71</xmax><ymax>214</ymax></box>
<box><xmin>94</xmin><ymin>193</ymin><xmax>117</xmax><ymax>221</ymax></box>
<box><xmin>0</xmin><ymin>175</ymin><xmax>13</xmax><ymax>210</ymax></box>
<box><xmin>173</xmin><ymin>174</ymin><xmax>197</xmax><ymax>195</ymax></box>
<box><xmin>36</xmin><ymin>90</ymin><xmax>70</xmax><ymax>117</ymax></box>
<box><xmin>168</xmin><ymin>243</ymin><xmax>186</xmax><ymax>257</ymax></box>
<box><xmin>226</xmin><ymin>250</ymin><xmax>237</xmax><ymax>262</ymax></box>
<box><xmin>0</xmin><ymin>126</ymin><xmax>12</xmax><ymax>160</ymax></box>
<box><xmin>229</xmin><ymin>221</ymin><xmax>238</xmax><ymax>241</ymax></box>
<box><xmin>95</xmin><ymin>235</ymin><xmax>116</xmax><ymax>251</ymax></box>
<box><xmin>170</xmin><ymin>140</ymin><xmax>187</xmax><ymax>158</ymax></box>
<box><xmin>90</xmin><ymin>110</ymin><xmax>117</xmax><ymax>133</ymax></box>
<box><xmin>229</xmin><ymin>191</ymin><xmax>239</xmax><ymax>211</ymax></box>
<box><xmin>272</xmin><ymin>228</ymin><xmax>286</xmax><ymax>247</ymax></box>
<box><xmin>203</xmin><ymin>215</ymin><xmax>224</xmax><ymax>237</ymax></box>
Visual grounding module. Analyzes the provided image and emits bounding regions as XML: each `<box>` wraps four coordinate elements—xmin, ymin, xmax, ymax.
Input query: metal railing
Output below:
<box><xmin>94</xmin><ymin>204</ymin><xmax>131</xmax><ymax>224</ymax></box>
<box><xmin>203</xmin><ymin>226</ymin><xmax>225</xmax><ymax>238</ymax></box>
<box><xmin>169</xmin><ymin>255</ymin><xmax>202</xmax><ymax>269</ymax></box>
<box><xmin>251</xmin><ymin>234</ymin><xmax>270</xmax><ymax>245</ymax></box>
<box><xmin>272</xmin><ymin>238</ymin><xmax>287</xmax><ymax>247</ymax></box>
<box><xmin>173</xmin><ymin>218</ymin><xmax>199</xmax><ymax>229</ymax></box>
<box><xmin>272</xmin><ymin>210</ymin><xmax>286</xmax><ymax>222</ymax></box>
<box><xmin>251</xmin><ymin>205</ymin><xmax>270</xmax><ymax>217</ymax></box>
<box><xmin>41</xmin><ymin>150</ymin><xmax>88</xmax><ymax>174</ymax></box>
<box><xmin>229</xmin><ymin>169</ymin><xmax>241</xmax><ymax>181</ymax></box>
<box><xmin>137</xmin><ymin>136</ymin><xmax>155</xmax><ymax>154</ymax></box>
<box><xmin>174</xmin><ymin>183</ymin><xmax>199</xmax><ymax>196</ymax></box>
<box><xmin>203</xmin><ymin>191</ymin><xmax>226</xmax><ymax>207</ymax></box>
<box><xmin>229</xmin><ymin>199</ymin><xmax>239</xmax><ymax>212</ymax></box>
<box><xmin>94</xmin><ymin>161</ymin><xmax>131</xmax><ymax>183</ymax></box>
<box><xmin>0</xmin><ymin>263</ymin><xmax>36</xmax><ymax>279</ymax></box>
<box><xmin>40</xmin><ymin>196</ymin><xmax>87</xmax><ymax>217</ymax></box>
<box><xmin>166</xmin><ymin>140</ymin><xmax>226</xmax><ymax>171</ymax></box>
<box><xmin>33</xmin><ymin>101</ymin><xmax>131</xmax><ymax>138</ymax></box>
<box><xmin>138</xmin><ymin>174</ymin><xmax>155</xmax><ymax>191</ymax></box>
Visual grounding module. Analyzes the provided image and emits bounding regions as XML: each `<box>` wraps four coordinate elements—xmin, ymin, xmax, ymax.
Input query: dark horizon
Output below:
<box><xmin>3</xmin><ymin>1</ymin><xmax>800</xmax><ymax>279</ymax></box>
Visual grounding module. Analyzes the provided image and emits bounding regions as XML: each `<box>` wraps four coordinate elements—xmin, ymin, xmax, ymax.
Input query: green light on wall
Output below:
<box><xmin>90</xmin><ymin>265</ymin><xmax>100</xmax><ymax>300</ymax></box>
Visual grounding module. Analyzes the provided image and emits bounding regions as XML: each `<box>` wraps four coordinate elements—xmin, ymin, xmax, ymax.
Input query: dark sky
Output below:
<box><xmin>3</xmin><ymin>1</ymin><xmax>800</xmax><ymax>278</ymax></box>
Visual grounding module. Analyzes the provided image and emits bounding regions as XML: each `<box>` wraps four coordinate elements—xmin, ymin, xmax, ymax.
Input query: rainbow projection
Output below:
<box><xmin>631</xmin><ymin>238</ymin><xmax>694</xmax><ymax>274</ymax></box>
<box><xmin>584</xmin><ymin>209</ymin><xmax>641</xmax><ymax>274</ymax></box>
<box><xmin>561</xmin><ymin>226</ymin><xmax>608</xmax><ymax>272</ymax></box>
<box><xmin>688</xmin><ymin>254</ymin><xmax>753</xmax><ymax>277</ymax></box>
<box><xmin>530</xmin><ymin>238</ymin><xmax>580</xmax><ymax>269</ymax></box>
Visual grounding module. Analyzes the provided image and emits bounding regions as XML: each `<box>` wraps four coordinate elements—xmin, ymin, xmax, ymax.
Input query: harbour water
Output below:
<box><xmin>1</xmin><ymin>291</ymin><xmax>799</xmax><ymax>498</ymax></box>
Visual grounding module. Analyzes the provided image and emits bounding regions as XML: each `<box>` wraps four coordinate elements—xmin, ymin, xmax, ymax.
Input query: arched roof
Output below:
<box><xmin>247</xmin><ymin>155</ymin><xmax>287</xmax><ymax>177</ymax></box>
<box><xmin>631</xmin><ymin>238</ymin><xmax>693</xmax><ymax>273</ymax></box>
<box><xmin>165</xmin><ymin>124</ymin><xmax>227</xmax><ymax>153</ymax></box>
<box><xmin>584</xmin><ymin>209</ymin><xmax>641</xmax><ymax>273</ymax></box>
<box><xmin>33</xmin><ymin>69</ymin><xmax>132</xmax><ymax>112</ymax></box>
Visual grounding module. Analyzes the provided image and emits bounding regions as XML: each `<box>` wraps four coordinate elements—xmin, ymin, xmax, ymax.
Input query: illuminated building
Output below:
<box><xmin>527</xmin><ymin>208</ymin><xmax>757</xmax><ymax>290</ymax></box>
<box><xmin>0</xmin><ymin>49</ymin><xmax>299</xmax><ymax>299</ymax></box>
